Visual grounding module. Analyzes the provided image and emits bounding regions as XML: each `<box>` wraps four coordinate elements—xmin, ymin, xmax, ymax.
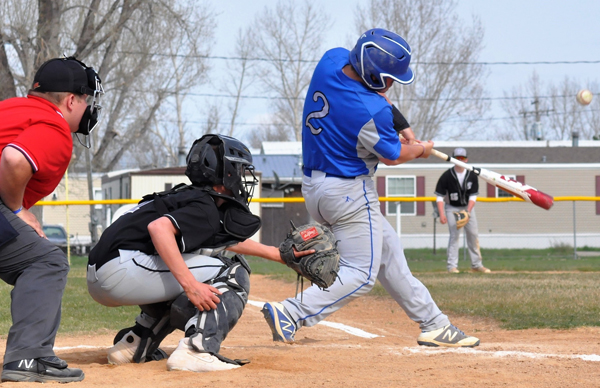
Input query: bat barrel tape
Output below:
<box><xmin>430</xmin><ymin>148</ymin><xmax>554</xmax><ymax>210</ymax></box>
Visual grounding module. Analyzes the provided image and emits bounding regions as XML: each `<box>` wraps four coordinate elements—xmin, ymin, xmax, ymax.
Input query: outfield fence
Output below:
<box><xmin>36</xmin><ymin>196</ymin><xmax>600</xmax><ymax>259</ymax></box>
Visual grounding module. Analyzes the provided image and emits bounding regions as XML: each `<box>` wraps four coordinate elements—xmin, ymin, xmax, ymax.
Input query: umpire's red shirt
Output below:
<box><xmin>0</xmin><ymin>95</ymin><xmax>73</xmax><ymax>209</ymax></box>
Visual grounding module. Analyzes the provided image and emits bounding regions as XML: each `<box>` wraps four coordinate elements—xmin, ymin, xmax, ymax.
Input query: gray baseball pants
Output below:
<box><xmin>444</xmin><ymin>205</ymin><xmax>483</xmax><ymax>270</ymax></box>
<box><xmin>282</xmin><ymin>171</ymin><xmax>449</xmax><ymax>332</ymax></box>
<box><xmin>87</xmin><ymin>250</ymin><xmax>225</xmax><ymax>307</ymax></box>
<box><xmin>0</xmin><ymin>203</ymin><xmax>69</xmax><ymax>365</ymax></box>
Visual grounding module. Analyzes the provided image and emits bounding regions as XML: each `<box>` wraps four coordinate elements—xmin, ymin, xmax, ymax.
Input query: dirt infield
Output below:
<box><xmin>1</xmin><ymin>275</ymin><xmax>599</xmax><ymax>388</ymax></box>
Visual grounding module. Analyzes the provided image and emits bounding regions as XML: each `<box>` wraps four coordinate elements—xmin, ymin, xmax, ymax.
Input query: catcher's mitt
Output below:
<box><xmin>453</xmin><ymin>210</ymin><xmax>470</xmax><ymax>229</ymax></box>
<box><xmin>279</xmin><ymin>221</ymin><xmax>340</xmax><ymax>289</ymax></box>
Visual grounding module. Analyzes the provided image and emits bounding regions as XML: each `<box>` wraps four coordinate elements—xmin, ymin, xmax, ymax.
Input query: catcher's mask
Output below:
<box><xmin>185</xmin><ymin>134</ymin><xmax>257</xmax><ymax>206</ymax></box>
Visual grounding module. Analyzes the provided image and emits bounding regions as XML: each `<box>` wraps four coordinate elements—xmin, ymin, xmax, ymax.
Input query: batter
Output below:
<box><xmin>262</xmin><ymin>28</ymin><xmax>480</xmax><ymax>348</ymax></box>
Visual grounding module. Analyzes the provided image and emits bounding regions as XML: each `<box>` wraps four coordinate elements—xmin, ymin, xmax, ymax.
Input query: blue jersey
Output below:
<box><xmin>302</xmin><ymin>48</ymin><xmax>401</xmax><ymax>177</ymax></box>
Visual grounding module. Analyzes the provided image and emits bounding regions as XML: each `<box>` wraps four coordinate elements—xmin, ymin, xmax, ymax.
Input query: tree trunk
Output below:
<box><xmin>0</xmin><ymin>36</ymin><xmax>17</xmax><ymax>100</ymax></box>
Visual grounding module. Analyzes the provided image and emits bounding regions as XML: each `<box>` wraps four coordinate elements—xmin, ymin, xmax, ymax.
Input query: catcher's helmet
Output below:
<box><xmin>185</xmin><ymin>134</ymin><xmax>257</xmax><ymax>205</ymax></box>
<box><xmin>349</xmin><ymin>28</ymin><xmax>414</xmax><ymax>90</ymax></box>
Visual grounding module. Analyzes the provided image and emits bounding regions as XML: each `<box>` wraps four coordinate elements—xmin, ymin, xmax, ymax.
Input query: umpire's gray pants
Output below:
<box><xmin>0</xmin><ymin>203</ymin><xmax>69</xmax><ymax>365</ymax></box>
<box><xmin>445</xmin><ymin>205</ymin><xmax>483</xmax><ymax>270</ymax></box>
<box><xmin>282</xmin><ymin>171</ymin><xmax>450</xmax><ymax>332</ymax></box>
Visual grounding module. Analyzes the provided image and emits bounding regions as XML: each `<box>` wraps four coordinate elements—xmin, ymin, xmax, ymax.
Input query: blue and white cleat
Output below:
<box><xmin>262</xmin><ymin>302</ymin><xmax>297</xmax><ymax>343</ymax></box>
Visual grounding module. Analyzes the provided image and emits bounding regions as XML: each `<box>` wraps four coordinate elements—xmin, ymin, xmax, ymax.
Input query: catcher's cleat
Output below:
<box><xmin>1</xmin><ymin>357</ymin><xmax>84</xmax><ymax>383</ymax></box>
<box><xmin>470</xmin><ymin>266</ymin><xmax>491</xmax><ymax>273</ymax></box>
<box><xmin>262</xmin><ymin>302</ymin><xmax>296</xmax><ymax>343</ymax></box>
<box><xmin>448</xmin><ymin>267</ymin><xmax>460</xmax><ymax>273</ymax></box>
<box><xmin>417</xmin><ymin>324</ymin><xmax>480</xmax><ymax>348</ymax></box>
<box><xmin>108</xmin><ymin>330</ymin><xmax>140</xmax><ymax>365</ymax></box>
<box><xmin>108</xmin><ymin>327</ymin><xmax>169</xmax><ymax>364</ymax></box>
<box><xmin>166</xmin><ymin>338</ymin><xmax>240</xmax><ymax>372</ymax></box>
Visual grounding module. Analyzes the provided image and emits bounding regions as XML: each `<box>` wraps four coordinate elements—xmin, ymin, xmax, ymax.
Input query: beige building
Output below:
<box><xmin>376</xmin><ymin>141</ymin><xmax>600</xmax><ymax>249</ymax></box>
<box><xmin>40</xmin><ymin>172</ymin><xmax>103</xmax><ymax>246</ymax></box>
<box><xmin>256</xmin><ymin>140</ymin><xmax>600</xmax><ymax>249</ymax></box>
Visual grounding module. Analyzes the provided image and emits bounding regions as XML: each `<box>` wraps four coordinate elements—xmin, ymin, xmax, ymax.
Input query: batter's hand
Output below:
<box><xmin>184</xmin><ymin>282</ymin><xmax>222</xmax><ymax>312</ymax></box>
<box><xmin>18</xmin><ymin>208</ymin><xmax>45</xmax><ymax>238</ymax></box>
<box><xmin>420</xmin><ymin>140</ymin><xmax>434</xmax><ymax>158</ymax></box>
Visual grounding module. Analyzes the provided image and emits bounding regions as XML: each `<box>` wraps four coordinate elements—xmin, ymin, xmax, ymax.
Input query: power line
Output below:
<box><xmin>172</xmin><ymin>91</ymin><xmax>599</xmax><ymax>102</ymax></box>
<box><xmin>125</xmin><ymin>88</ymin><xmax>596</xmax><ymax>102</ymax></box>
<box><xmin>116</xmin><ymin>51</ymin><xmax>600</xmax><ymax>66</ymax></box>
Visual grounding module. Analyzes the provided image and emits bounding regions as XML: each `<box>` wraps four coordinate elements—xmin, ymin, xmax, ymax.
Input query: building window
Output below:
<box><xmin>165</xmin><ymin>183</ymin><xmax>172</xmax><ymax>191</ymax></box>
<box><xmin>94</xmin><ymin>188</ymin><xmax>103</xmax><ymax>210</ymax></box>
<box><xmin>386</xmin><ymin>176</ymin><xmax>416</xmax><ymax>215</ymax></box>
<box><xmin>496</xmin><ymin>175</ymin><xmax>516</xmax><ymax>198</ymax></box>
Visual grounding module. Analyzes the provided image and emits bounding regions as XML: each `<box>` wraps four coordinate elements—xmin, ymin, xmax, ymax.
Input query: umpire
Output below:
<box><xmin>0</xmin><ymin>57</ymin><xmax>103</xmax><ymax>383</ymax></box>
<box><xmin>434</xmin><ymin>147</ymin><xmax>490</xmax><ymax>274</ymax></box>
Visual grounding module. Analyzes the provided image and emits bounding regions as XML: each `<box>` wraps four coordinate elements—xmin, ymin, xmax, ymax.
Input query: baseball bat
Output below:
<box><xmin>430</xmin><ymin>149</ymin><xmax>554</xmax><ymax>210</ymax></box>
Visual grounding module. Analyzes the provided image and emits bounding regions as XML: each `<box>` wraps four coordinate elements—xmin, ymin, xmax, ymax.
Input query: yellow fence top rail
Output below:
<box><xmin>35</xmin><ymin>196</ymin><xmax>600</xmax><ymax>206</ymax></box>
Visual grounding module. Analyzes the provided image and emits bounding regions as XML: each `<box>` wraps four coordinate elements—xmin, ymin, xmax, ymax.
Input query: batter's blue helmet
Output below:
<box><xmin>349</xmin><ymin>28</ymin><xmax>414</xmax><ymax>90</ymax></box>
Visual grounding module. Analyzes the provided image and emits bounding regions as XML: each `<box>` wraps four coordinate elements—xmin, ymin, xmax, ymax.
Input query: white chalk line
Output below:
<box><xmin>248</xmin><ymin>299</ymin><xmax>381</xmax><ymax>339</ymax></box>
<box><xmin>400</xmin><ymin>346</ymin><xmax>600</xmax><ymax>362</ymax></box>
<box><xmin>249</xmin><ymin>299</ymin><xmax>600</xmax><ymax>362</ymax></box>
<box><xmin>54</xmin><ymin>300</ymin><xmax>600</xmax><ymax>362</ymax></box>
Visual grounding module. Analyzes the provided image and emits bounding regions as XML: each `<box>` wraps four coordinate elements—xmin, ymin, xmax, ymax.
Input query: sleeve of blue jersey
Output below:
<box><xmin>371</xmin><ymin>106</ymin><xmax>401</xmax><ymax>160</ymax></box>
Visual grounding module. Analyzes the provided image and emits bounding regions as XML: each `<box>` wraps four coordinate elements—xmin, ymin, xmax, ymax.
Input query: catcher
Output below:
<box><xmin>434</xmin><ymin>147</ymin><xmax>490</xmax><ymax>273</ymax></box>
<box><xmin>87</xmin><ymin>134</ymin><xmax>317</xmax><ymax>373</ymax></box>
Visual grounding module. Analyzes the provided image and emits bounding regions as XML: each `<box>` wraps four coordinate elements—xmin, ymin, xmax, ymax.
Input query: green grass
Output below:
<box><xmin>0</xmin><ymin>249</ymin><xmax>598</xmax><ymax>337</ymax></box>
<box><xmin>403</xmin><ymin>248</ymin><xmax>600</xmax><ymax>272</ymax></box>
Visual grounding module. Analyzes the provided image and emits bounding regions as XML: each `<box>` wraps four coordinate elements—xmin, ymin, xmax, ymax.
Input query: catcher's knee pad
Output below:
<box><xmin>186</xmin><ymin>255</ymin><xmax>250</xmax><ymax>355</ymax></box>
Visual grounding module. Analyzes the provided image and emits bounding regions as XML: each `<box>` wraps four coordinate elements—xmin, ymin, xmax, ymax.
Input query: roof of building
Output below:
<box><xmin>416</xmin><ymin>145</ymin><xmax>599</xmax><ymax>164</ymax></box>
<box><xmin>252</xmin><ymin>154</ymin><xmax>303</xmax><ymax>181</ymax></box>
<box><xmin>101</xmin><ymin>141</ymin><xmax>599</xmax><ymax>182</ymax></box>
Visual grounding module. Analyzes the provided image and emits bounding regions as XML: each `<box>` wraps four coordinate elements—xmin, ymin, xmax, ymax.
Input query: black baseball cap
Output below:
<box><xmin>32</xmin><ymin>58</ymin><xmax>97</xmax><ymax>95</ymax></box>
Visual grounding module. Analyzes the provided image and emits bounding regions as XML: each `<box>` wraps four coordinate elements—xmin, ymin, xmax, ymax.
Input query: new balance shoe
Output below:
<box><xmin>262</xmin><ymin>302</ymin><xmax>296</xmax><ymax>343</ymax></box>
<box><xmin>448</xmin><ymin>267</ymin><xmax>460</xmax><ymax>273</ymax></box>
<box><xmin>1</xmin><ymin>357</ymin><xmax>84</xmax><ymax>383</ymax></box>
<box><xmin>471</xmin><ymin>266</ymin><xmax>491</xmax><ymax>273</ymax></box>
<box><xmin>417</xmin><ymin>324</ymin><xmax>480</xmax><ymax>348</ymax></box>
<box><xmin>166</xmin><ymin>338</ymin><xmax>240</xmax><ymax>372</ymax></box>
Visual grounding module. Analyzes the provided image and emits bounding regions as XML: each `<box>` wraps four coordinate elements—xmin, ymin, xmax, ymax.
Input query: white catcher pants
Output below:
<box><xmin>282</xmin><ymin>171</ymin><xmax>450</xmax><ymax>332</ymax></box>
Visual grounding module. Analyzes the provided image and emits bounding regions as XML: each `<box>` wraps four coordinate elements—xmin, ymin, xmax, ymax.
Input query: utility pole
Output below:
<box><xmin>85</xmin><ymin>147</ymin><xmax>99</xmax><ymax>244</ymax></box>
<box><xmin>519</xmin><ymin>97</ymin><xmax>552</xmax><ymax>141</ymax></box>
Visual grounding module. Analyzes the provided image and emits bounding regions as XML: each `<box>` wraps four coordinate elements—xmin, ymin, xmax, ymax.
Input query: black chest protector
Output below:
<box><xmin>139</xmin><ymin>183</ymin><xmax>261</xmax><ymax>247</ymax></box>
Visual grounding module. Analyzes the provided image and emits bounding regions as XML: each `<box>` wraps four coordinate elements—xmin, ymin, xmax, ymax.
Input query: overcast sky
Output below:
<box><xmin>189</xmin><ymin>0</ymin><xmax>600</xmax><ymax>142</ymax></box>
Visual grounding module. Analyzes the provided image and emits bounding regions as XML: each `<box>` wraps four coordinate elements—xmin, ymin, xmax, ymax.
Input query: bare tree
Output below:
<box><xmin>499</xmin><ymin>73</ymin><xmax>599</xmax><ymax>140</ymax></box>
<box><xmin>249</xmin><ymin>0</ymin><xmax>330</xmax><ymax>142</ymax></box>
<box><xmin>355</xmin><ymin>0</ymin><xmax>489</xmax><ymax>140</ymax></box>
<box><xmin>222</xmin><ymin>27</ymin><xmax>257</xmax><ymax>138</ymax></box>
<box><xmin>499</xmin><ymin>72</ymin><xmax>546</xmax><ymax>140</ymax></box>
<box><xmin>1</xmin><ymin>0</ymin><xmax>215</xmax><ymax>172</ymax></box>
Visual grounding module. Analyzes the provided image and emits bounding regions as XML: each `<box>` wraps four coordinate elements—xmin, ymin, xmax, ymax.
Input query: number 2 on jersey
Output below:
<box><xmin>305</xmin><ymin>91</ymin><xmax>330</xmax><ymax>135</ymax></box>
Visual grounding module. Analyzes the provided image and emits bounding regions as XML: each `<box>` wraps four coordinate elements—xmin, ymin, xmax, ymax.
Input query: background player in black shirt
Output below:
<box><xmin>434</xmin><ymin>147</ymin><xmax>490</xmax><ymax>274</ymax></box>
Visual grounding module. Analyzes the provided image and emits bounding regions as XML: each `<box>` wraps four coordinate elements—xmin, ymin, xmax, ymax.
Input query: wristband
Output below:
<box><xmin>12</xmin><ymin>207</ymin><xmax>22</xmax><ymax>214</ymax></box>
<box><xmin>416</xmin><ymin>144</ymin><xmax>425</xmax><ymax>158</ymax></box>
